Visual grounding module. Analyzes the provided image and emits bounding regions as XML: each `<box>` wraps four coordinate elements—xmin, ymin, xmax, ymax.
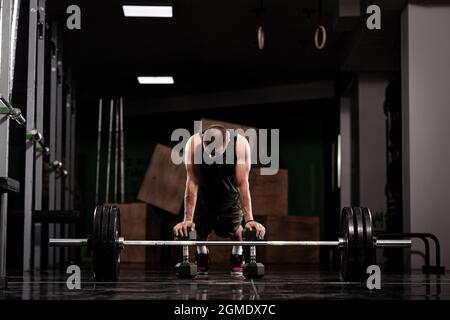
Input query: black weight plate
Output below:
<box><xmin>93</xmin><ymin>205</ymin><xmax>103</xmax><ymax>244</ymax></box>
<box><xmin>101</xmin><ymin>205</ymin><xmax>112</xmax><ymax>280</ymax></box>
<box><xmin>352</xmin><ymin>207</ymin><xmax>365</xmax><ymax>280</ymax></box>
<box><xmin>103</xmin><ymin>206</ymin><xmax>114</xmax><ymax>281</ymax></box>
<box><xmin>94</xmin><ymin>206</ymin><xmax>111</xmax><ymax>281</ymax></box>
<box><xmin>362</xmin><ymin>207</ymin><xmax>374</xmax><ymax>268</ymax></box>
<box><xmin>104</xmin><ymin>206</ymin><xmax>121</xmax><ymax>281</ymax></box>
<box><xmin>101</xmin><ymin>205</ymin><xmax>110</xmax><ymax>252</ymax></box>
<box><xmin>92</xmin><ymin>205</ymin><xmax>104</xmax><ymax>281</ymax></box>
<box><xmin>102</xmin><ymin>205</ymin><xmax>113</xmax><ymax>280</ymax></box>
<box><xmin>339</xmin><ymin>208</ymin><xmax>350</xmax><ymax>281</ymax></box>
<box><xmin>339</xmin><ymin>207</ymin><xmax>355</xmax><ymax>281</ymax></box>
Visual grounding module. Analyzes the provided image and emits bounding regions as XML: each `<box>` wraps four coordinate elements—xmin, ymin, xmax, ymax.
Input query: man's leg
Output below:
<box><xmin>218</xmin><ymin>203</ymin><xmax>244</xmax><ymax>276</ymax></box>
<box><xmin>195</xmin><ymin>233</ymin><xmax>211</xmax><ymax>275</ymax></box>
<box><xmin>230</xmin><ymin>226</ymin><xmax>244</xmax><ymax>275</ymax></box>
<box><xmin>196</xmin><ymin>233</ymin><xmax>209</xmax><ymax>255</ymax></box>
<box><xmin>194</xmin><ymin>211</ymin><xmax>213</xmax><ymax>275</ymax></box>
<box><xmin>231</xmin><ymin>225</ymin><xmax>243</xmax><ymax>255</ymax></box>
<box><xmin>213</xmin><ymin>203</ymin><xmax>244</xmax><ymax>275</ymax></box>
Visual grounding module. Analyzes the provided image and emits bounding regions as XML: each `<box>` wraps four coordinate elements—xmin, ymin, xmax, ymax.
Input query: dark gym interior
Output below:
<box><xmin>1</xmin><ymin>0</ymin><xmax>450</xmax><ymax>303</ymax></box>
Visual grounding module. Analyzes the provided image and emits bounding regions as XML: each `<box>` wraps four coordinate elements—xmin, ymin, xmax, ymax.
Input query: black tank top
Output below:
<box><xmin>196</xmin><ymin>134</ymin><xmax>240</xmax><ymax>213</ymax></box>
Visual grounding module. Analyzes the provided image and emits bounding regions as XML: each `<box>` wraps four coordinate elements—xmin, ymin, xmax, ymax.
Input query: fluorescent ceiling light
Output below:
<box><xmin>122</xmin><ymin>5</ymin><xmax>173</xmax><ymax>18</ymax></box>
<box><xmin>137</xmin><ymin>76</ymin><xmax>174</xmax><ymax>84</ymax></box>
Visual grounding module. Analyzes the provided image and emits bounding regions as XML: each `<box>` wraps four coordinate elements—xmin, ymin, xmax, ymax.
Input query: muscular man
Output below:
<box><xmin>173</xmin><ymin>124</ymin><xmax>266</xmax><ymax>276</ymax></box>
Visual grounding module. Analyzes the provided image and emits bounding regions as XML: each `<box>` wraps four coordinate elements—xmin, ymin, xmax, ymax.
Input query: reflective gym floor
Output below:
<box><xmin>0</xmin><ymin>265</ymin><xmax>448</xmax><ymax>300</ymax></box>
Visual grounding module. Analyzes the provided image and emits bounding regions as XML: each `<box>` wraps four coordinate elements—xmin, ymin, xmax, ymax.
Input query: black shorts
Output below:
<box><xmin>194</xmin><ymin>202</ymin><xmax>244</xmax><ymax>238</ymax></box>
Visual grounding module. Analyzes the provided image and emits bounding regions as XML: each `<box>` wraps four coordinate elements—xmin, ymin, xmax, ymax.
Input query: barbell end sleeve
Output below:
<box><xmin>9</xmin><ymin>108</ymin><xmax>27</xmax><ymax>126</ymax></box>
<box><xmin>54</xmin><ymin>161</ymin><xmax>62</xmax><ymax>169</ymax></box>
<box><xmin>375</xmin><ymin>239</ymin><xmax>412</xmax><ymax>248</ymax></box>
<box><xmin>28</xmin><ymin>129</ymin><xmax>42</xmax><ymax>142</ymax></box>
<box><xmin>50</xmin><ymin>160</ymin><xmax>63</xmax><ymax>171</ymax></box>
<box><xmin>49</xmin><ymin>238</ymin><xmax>89</xmax><ymax>247</ymax></box>
<box><xmin>17</xmin><ymin>114</ymin><xmax>26</xmax><ymax>126</ymax></box>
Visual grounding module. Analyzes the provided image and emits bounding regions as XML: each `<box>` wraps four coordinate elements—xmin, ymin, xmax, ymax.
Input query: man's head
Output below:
<box><xmin>202</xmin><ymin>124</ymin><xmax>230</xmax><ymax>157</ymax></box>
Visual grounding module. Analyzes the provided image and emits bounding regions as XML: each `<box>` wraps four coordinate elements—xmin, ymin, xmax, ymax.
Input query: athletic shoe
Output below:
<box><xmin>230</xmin><ymin>254</ymin><xmax>244</xmax><ymax>276</ymax></box>
<box><xmin>195</xmin><ymin>252</ymin><xmax>209</xmax><ymax>275</ymax></box>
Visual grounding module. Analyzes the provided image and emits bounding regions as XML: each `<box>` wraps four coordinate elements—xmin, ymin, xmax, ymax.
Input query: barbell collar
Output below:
<box><xmin>118</xmin><ymin>237</ymin><xmax>125</xmax><ymax>249</ymax></box>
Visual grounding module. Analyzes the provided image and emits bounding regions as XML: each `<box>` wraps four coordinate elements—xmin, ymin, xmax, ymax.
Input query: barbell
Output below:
<box><xmin>49</xmin><ymin>205</ymin><xmax>411</xmax><ymax>282</ymax></box>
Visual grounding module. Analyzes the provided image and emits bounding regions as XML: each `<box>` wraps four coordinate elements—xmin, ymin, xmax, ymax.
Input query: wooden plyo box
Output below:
<box><xmin>114</xmin><ymin>202</ymin><xmax>161</xmax><ymax>265</ymax></box>
<box><xmin>137</xmin><ymin>144</ymin><xmax>186</xmax><ymax>215</ymax></box>
<box><xmin>250</xmin><ymin>168</ymin><xmax>288</xmax><ymax>216</ymax></box>
<box><xmin>257</xmin><ymin>215</ymin><xmax>320</xmax><ymax>264</ymax></box>
<box><xmin>190</xmin><ymin>215</ymin><xmax>320</xmax><ymax>265</ymax></box>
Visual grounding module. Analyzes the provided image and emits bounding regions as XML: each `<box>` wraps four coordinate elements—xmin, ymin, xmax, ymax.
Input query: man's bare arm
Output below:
<box><xmin>184</xmin><ymin>142</ymin><xmax>198</xmax><ymax>222</ymax></box>
<box><xmin>235</xmin><ymin>135</ymin><xmax>253</xmax><ymax>223</ymax></box>
<box><xmin>174</xmin><ymin>135</ymin><xmax>200</xmax><ymax>237</ymax></box>
<box><xmin>235</xmin><ymin>135</ymin><xmax>266</xmax><ymax>237</ymax></box>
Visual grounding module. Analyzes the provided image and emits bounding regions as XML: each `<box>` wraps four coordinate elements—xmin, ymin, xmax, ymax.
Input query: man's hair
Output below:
<box><xmin>202</xmin><ymin>124</ymin><xmax>228</xmax><ymax>146</ymax></box>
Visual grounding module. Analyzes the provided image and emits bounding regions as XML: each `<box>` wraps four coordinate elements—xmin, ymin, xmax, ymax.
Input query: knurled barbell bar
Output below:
<box><xmin>49</xmin><ymin>205</ymin><xmax>411</xmax><ymax>282</ymax></box>
<box><xmin>50</xmin><ymin>238</ymin><xmax>409</xmax><ymax>248</ymax></box>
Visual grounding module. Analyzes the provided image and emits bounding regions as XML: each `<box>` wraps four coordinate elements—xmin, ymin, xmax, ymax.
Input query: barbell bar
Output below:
<box><xmin>49</xmin><ymin>238</ymin><xmax>411</xmax><ymax>248</ymax></box>
<box><xmin>48</xmin><ymin>205</ymin><xmax>412</xmax><ymax>282</ymax></box>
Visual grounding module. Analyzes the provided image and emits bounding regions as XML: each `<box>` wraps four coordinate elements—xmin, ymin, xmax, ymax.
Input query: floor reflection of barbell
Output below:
<box><xmin>49</xmin><ymin>205</ymin><xmax>411</xmax><ymax>281</ymax></box>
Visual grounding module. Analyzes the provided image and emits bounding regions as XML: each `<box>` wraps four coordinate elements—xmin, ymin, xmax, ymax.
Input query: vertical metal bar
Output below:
<box><xmin>55</xmin><ymin>59</ymin><xmax>62</xmax><ymax>210</ymax></box>
<box><xmin>114</xmin><ymin>100</ymin><xmax>119</xmax><ymax>203</ymax></box>
<box><xmin>337</xmin><ymin>134</ymin><xmax>341</xmax><ymax>189</ymax></box>
<box><xmin>95</xmin><ymin>99</ymin><xmax>102</xmax><ymax>205</ymax></box>
<box><xmin>55</xmin><ymin>46</ymin><xmax>63</xmax><ymax>265</ymax></box>
<box><xmin>70</xmin><ymin>99</ymin><xmax>75</xmax><ymax>209</ymax></box>
<box><xmin>48</xmin><ymin>22</ymin><xmax>58</xmax><ymax>267</ymax></box>
<box><xmin>63</xmin><ymin>85</ymin><xmax>71</xmax><ymax>262</ymax></box>
<box><xmin>69</xmin><ymin>98</ymin><xmax>76</xmax><ymax>261</ymax></box>
<box><xmin>23</xmin><ymin>0</ymin><xmax>38</xmax><ymax>272</ymax></box>
<box><xmin>33</xmin><ymin>0</ymin><xmax>45</xmax><ymax>270</ymax></box>
<box><xmin>0</xmin><ymin>0</ymin><xmax>13</xmax><ymax>289</ymax></box>
<box><xmin>119</xmin><ymin>97</ymin><xmax>125</xmax><ymax>203</ymax></box>
<box><xmin>64</xmin><ymin>89</ymin><xmax>71</xmax><ymax>210</ymax></box>
<box><xmin>105</xmin><ymin>100</ymin><xmax>113</xmax><ymax>203</ymax></box>
<box><xmin>8</xmin><ymin>0</ymin><xmax>20</xmax><ymax>99</ymax></box>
